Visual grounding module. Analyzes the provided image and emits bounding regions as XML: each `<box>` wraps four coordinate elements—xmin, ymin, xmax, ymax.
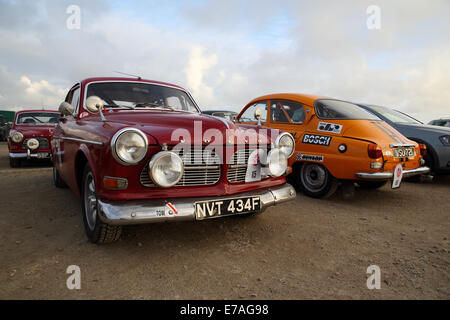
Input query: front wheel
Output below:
<box><xmin>295</xmin><ymin>162</ymin><xmax>338</xmax><ymax>198</ymax></box>
<box><xmin>81</xmin><ymin>163</ymin><xmax>122</xmax><ymax>244</ymax></box>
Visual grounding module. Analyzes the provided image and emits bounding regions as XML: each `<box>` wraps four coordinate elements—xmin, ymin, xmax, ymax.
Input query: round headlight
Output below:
<box><xmin>149</xmin><ymin>151</ymin><xmax>184</xmax><ymax>187</ymax></box>
<box><xmin>11</xmin><ymin>131</ymin><xmax>24</xmax><ymax>143</ymax></box>
<box><xmin>276</xmin><ymin>132</ymin><xmax>295</xmax><ymax>157</ymax></box>
<box><xmin>267</xmin><ymin>148</ymin><xmax>287</xmax><ymax>177</ymax></box>
<box><xmin>111</xmin><ymin>128</ymin><xmax>148</xmax><ymax>165</ymax></box>
<box><xmin>27</xmin><ymin>138</ymin><xmax>39</xmax><ymax>150</ymax></box>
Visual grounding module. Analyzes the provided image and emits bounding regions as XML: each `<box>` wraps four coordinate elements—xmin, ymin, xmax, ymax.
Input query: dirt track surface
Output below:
<box><xmin>0</xmin><ymin>142</ymin><xmax>448</xmax><ymax>299</ymax></box>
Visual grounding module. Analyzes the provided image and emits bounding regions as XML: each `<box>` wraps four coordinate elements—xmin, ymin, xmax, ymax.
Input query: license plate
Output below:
<box><xmin>195</xmin><ymin>196</ymin><xmax>261</xmax><ymax>219</ymax></box>
<box><xmin>37</xmin><ymin>152</ymin><xmax>50</xmax><ymax>159</ymax></box>
<box><xmin>392</xmin><ymin>147</ymin><xmax>415</xmax><ymax>158</ymax></box>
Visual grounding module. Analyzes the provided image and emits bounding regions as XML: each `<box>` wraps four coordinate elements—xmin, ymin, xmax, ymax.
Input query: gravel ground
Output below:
<box><xmin>0</xmin><ymin>142</ymin><xmax>448</xmax><ymax>299</ymax></box>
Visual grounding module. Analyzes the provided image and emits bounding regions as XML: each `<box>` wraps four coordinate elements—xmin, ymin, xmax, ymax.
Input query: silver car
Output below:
<box><xmin>429</xmin><ymin>118</ymin><xmax>450</xmax><ymax>127</ymax></box>
<box><xmin>202</xmin><ymin>109</ymin><xmax>238</xmax><ymax>122</ymax></box>
<box><xmin>358</xmin><ymin>104</ymin><xmax>450</xmax><ymax>175</ymax></box>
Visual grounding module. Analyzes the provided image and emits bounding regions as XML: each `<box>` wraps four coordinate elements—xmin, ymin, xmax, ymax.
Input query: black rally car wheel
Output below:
<box><xmin>296</xmin><ymin>162</ymin><xmax>338</xmax><ymax>198</ymax></box>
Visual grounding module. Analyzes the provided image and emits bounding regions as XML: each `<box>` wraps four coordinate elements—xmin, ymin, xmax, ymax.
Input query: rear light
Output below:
<box><xmin>368</xmin><ymin>144</ymin><xmax>383</xmax><ymax>159</ymax></box>
<box><xmin>370</xmin><ymin>162</ymin><xmax>382</xmax><ymax>169</ymax></box>
<box><xmin>419</xmin><ymin>144</ymin><xmax>427</xmax><ymax>156</ymax></box>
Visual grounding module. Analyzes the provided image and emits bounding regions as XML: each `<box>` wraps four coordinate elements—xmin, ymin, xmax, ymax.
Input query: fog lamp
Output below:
<box><xmin>27</xmin><ymin>138</ymin><xmax>39</xmax><ymax>150</ymax></box>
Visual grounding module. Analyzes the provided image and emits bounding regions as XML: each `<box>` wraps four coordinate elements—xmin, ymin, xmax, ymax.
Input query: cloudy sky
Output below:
<box><xmin>0</xmin><ymin>0</ymin><xmax>449</xmax><ymax>122</ymax></box>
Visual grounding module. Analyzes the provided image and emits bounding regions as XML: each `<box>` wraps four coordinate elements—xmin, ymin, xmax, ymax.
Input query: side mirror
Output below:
<box><xmin>254</xmin><ymin>108</ymin><xmax>263</xmax><ymax>126</ymax></box>
<box><xmin>85</xmin><ymin>96</ymin><xmax>104</xmax><ymax>114</ymax></box>
<box><xmin>58</xmin><ymin>102</ymin><xmax>74</xmax><ymax>116</ymax></box>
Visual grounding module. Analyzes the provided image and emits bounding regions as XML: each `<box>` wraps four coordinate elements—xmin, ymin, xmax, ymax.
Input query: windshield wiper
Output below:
<box><xmin>134</xmin><ymin>102</ymin><xmax>173</xmax><ymax>110</ymax></box>
<box><xmin>104</xmin><ymin>104</ymin><xmax>135</xmax><ymax>110</ymax></box>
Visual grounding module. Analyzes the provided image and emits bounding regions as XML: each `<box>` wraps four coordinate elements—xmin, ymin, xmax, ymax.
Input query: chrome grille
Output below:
<box><xmin>22</xmin><ymin>137</ymin><xmax>49</xmax><ymax>150</ymax></box>
<box><xmin>140</xmin><ymin>148</ymin><xmax>221</xmax><ymax>187</ymax></box>
<box><xmin>227</xmin><ymin>148</ymin><xmax>255</xmax><ymax>184</ymax></box>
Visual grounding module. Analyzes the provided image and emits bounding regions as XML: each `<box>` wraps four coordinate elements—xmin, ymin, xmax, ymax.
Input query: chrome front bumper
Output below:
<box><xmin>355</xmin><ymin>166</ymin><xmax>430</xmax><ymax>181</ymax></box>
<box><xmin>97</xmin><ymin>183</ymin><xmax>296</xmax><ymax>226</ymax></box>
<box><xmin>9</xmin><ymin>151</ymin><xmax>51</xmax><ymax>159</ymax></box>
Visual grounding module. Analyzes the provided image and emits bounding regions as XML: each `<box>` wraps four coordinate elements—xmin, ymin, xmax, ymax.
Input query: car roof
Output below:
<box><xmin>16</xmin><ymin>110</ymin><xmax>59</xmax><ymax>114</ymax></box>
<box><xmin>245</xmin><ymin>93</ymin><xmax>327</xmax><ymax>107</ymax></box>
<box><xmin>203</xmin><ymin>110</ymin><xmax>237</xmax><ymax>114</ymax></box>
<box><xmin>358</xmin><ymin>103</ymin><xmax>383</xmax><ymax>109</ymax></box>
<box><xmin>80</xmin><ymin>77</ymin><xmax>186</xmax><ymax>91</ymax></box>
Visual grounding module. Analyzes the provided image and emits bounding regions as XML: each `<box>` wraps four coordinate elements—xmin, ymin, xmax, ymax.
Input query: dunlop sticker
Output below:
<box><xmin>296</xmin><ymin>153</ymin><xmax>324</xmax><ymax>162</ymax></box>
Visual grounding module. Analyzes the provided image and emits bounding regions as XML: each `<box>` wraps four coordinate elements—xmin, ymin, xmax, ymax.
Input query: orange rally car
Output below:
<box><xmin>236</xmin><ymin>94</ymin><xmax>430</xmax><ymax>198</ymax></box>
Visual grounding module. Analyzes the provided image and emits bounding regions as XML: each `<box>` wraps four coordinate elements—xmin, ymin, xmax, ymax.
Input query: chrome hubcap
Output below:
<box><xmin>301</xmin><ymin>163</ymin><xmax>327</xmax><ymax>192</ymax></box>
<box><xmin>84</xmin><ymin>172</ymin><xmax>97</xmax><ymax>231</ymax></box>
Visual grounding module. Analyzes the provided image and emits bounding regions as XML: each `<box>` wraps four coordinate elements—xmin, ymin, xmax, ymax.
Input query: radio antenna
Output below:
<box><xmin>113</xmin><ymin>71</ymin><xmax>142</xmax><ymax>80</ymax></box>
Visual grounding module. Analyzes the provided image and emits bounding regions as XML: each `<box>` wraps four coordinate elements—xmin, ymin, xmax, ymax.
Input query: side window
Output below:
<box><xmin>271</xmin><ymin>100</ymin><xmax>305</xmax><ymax>123</ymax></box>
<box><xmin>238</xmin><ymin>102</ymin><xmax>267</xmax><ymax>123</ymax></box>
<box><xmin>70</xmin><ymin>87</ymin><xmax>81</xmax><ymax>115</ymax></box>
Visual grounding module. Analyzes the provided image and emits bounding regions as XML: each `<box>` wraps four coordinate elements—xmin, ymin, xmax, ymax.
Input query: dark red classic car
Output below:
<box><xmin>8</xmin><ymin>110</ymin><xmax>59</xmax><ymax>167</ymax></box>
<box><xmin>52</xmin><ymin>77</ymin><xmax>296</xmax><ymax>243</ymax></box>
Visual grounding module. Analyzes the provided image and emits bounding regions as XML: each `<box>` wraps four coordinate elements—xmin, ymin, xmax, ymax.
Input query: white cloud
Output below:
<box><xmin>185</xmin><ymin>47</ymin><xmax>218</xmax><ymax>106</ymax></box>
<box><xmin>10</xmin><ymin>75</ymin><xmax>67</xmax><ymax>109</ymax></box>
<box><xmin>0</xmin><ymin>0</ymin><xmax>449</xmax><ymax>122</ymax></box>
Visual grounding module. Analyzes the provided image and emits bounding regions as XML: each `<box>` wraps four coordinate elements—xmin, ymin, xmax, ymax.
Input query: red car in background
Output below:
<box><xmin>8</xmin><ymin>110</ymin><xmax>59</xmax><ymax>167</ymax></box>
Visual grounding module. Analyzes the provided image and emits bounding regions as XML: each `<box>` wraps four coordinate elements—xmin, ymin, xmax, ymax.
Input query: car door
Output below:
<box><xmin>54</xmin><ymin>85</ymin><xmax>80</xmax><ymax>181</ymax></box>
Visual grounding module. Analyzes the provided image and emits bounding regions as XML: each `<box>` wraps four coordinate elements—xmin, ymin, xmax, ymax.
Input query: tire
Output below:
<box><xmin>295</xmin><ymin>162</ymin><xmax>338</xmax><ymax>198</ymax></box>
<box><xmin>357</xmin><ymin>181</ymin><xmax>387</xmax><ymax>189</ymax></box>
<box><xmin>53</xmin><ymin>166</ymin><xmax>68</xmax><ymax>188</ymax></box>
<box><xmin>81</xmin><ymin>163</ymin><xmax>122</xmax><ymax>244</ymax></box>
<box><xmin>9</xmin><ymin>158</ymin><xmax>20</xmax><ymax>168</ymax></box>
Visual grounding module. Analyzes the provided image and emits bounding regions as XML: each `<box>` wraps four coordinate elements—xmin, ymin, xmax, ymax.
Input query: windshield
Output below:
<box><xmin>86</xmin><ymin>82</ymin><xmax>199</xmax><ymax>113</ymax></box>
<box><xmin>368</xmin><ymin>105</ymin><xmax>422</xmax><ymax>124</ymax></box>
<box><xmin>315</xmin><ymin>100</ymin><xmax>379</xmax><ymax>120</ymax></box>
<box><xmin>16</xmin><ymin>112</ymin><xmax>59</xmax><ymax>125</ymax></box>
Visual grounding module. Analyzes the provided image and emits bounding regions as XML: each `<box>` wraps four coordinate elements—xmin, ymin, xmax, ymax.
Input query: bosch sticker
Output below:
<box><xmin>302</xmin><ymin>134</ymin><xmax>332</xmax><ymax>146</ymax></box>
<box><xmin>317</xmin><ymin>122</ymin><xmax>342</xmax><ymax>134</ymax></box>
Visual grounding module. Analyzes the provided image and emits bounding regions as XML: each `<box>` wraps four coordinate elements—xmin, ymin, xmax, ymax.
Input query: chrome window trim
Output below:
<box><xmin>81</xmin><ymin>80</ymin><xmax>201</xmax><ymax>116</ymax></box>
<box><xmin>71</xmin><ymin>84</ymin><xmax>81</xmax><ymax>116</ymax></box>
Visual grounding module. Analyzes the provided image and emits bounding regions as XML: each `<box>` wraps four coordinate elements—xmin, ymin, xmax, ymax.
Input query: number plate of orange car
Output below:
<box><xmin>392</xmin><ymin>147</ymin><xmax>415</xmax><ymax>158</ymax></box>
